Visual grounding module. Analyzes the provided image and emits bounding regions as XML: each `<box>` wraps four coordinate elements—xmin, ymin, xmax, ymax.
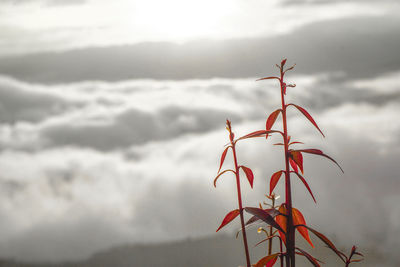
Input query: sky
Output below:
<box><xmin>0</xmin><ymin>0</ymin><xmax>399</xmax><ymax>266</ymax></box>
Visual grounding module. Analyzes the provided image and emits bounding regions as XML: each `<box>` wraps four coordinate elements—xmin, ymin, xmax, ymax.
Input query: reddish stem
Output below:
<box><xmin>280</xmin><ymin>68</ymin><xmax>295</xmax><ymax>267</ymax></box>
<box><xmin>231</xmin><ymin>141</ymin><xmax>251</xmax><ymax>267</ymax></box>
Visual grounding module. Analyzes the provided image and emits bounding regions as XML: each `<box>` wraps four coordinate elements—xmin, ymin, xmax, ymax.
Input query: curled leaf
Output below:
<box><xmin>292</xmin><ymin>208</ymin><xmax>314</xmax><ymax>247</ymax></box>
<box><xmin>245</xmin><ymin>207</ymin><xmax>285</xmax><ymax>233</ymax></box>
<box><xmin>216</xmin><ymin>209</ymin><xmax>240</xmax><ymax>232</ymax></box>
<box><xmin>213</xmin><ymin>169</ymin><xmax>235</xmax><ymax>187</ymax></box>
<box><xmin>287</xmin><ymin>104</ymin><xmax>325</xmax><ymax>137</ymax></box>
<box><xmin>240</xmin><ymin>166</ymin><xmax>254</xmax><ymax>188</ymax></box>
<box><xmin>255</xmin><ymin>253</ymin><xmax>279</xmax><ymax>267</ymax></box>
<box><xmin>295</xmin><ymin>149</ymin><xmax>344</xmax><ymax>173</ymax></box>
<box><xmin>270</xmin><ymin>170</ymin><xmax>284</xmax><ymax>195</ymax></box>
<box><xmin>291</xmin><ymin>171</ymin><xmax>316</xmax><ymax>203</ymax></box>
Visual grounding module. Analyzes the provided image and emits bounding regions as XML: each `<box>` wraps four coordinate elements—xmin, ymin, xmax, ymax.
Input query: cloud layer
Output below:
<box><xmin>0</xmin><ymin>68</ymin><xmax>398</xmax><ymax>266</ymax></box>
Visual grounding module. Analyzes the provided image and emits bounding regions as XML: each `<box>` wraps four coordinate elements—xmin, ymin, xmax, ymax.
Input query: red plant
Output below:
<box><xmin>214</xmin><ymin>119</ymin><xmax>253</xmax><ymax>267</ymax></box>
<box><xmin>213</xmin><ymin>59</ymin><xmax>363</xmax><ymax>267</ymax></box>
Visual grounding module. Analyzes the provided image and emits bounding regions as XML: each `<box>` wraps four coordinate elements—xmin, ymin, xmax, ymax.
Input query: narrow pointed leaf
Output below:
<box><xmin>245</xmin><ymin>207</ymin><xmax>285</xmax><ymax>233</ymax></box>
<box><xmin>292</xmin><ymin>208</ymin><xmax>314</xmax><ymax>247</ymax></box>
<box><xmin>295</xmin><ymin>149</ymin><xmax>344</xmax><ymax>173</ymax></box>
<box><xmin>237</xmin><ymin>130</ymin><xmax>283</xmax><ymax>142</ymax></box>
<box><xmin>296</xmin><ymin>224</ymin><xmax>346</xmax><ymax>262</ymax></box>
<box><xmin>296</xmin><ymin>248</ymin><xmax>321</xmax><ymax>267</ymax></box>
<box><xmin>289</xmin><ymin>141</ymin><xmax>304</xmax><ymax>146</ymax></box>
<box><xmin>213</xmin><ymin>169</ymin><xmax>235</xmax><ymax>187</ymax></box>
<box><xmin>289</xmin><ymin>157</ymin><xmax>298</xmax><ymax>173</ymax></box>
<box><xmin>350</xmin><ymin>259</ymin><xmax>363</xmax><ymax>263</ymax></box>
<box><xmin>266</xmin><ymin>109</ymin><xmax>282</xmax><ymax>133</ymax></box>
<box><xmin>290</xmin><ymin>151</ymin><xmax>304</xmax><ymax>174</ymax></box>
<box><xmin>240</xmin><ymin>166</ymin><xmax>254</xmax><ymax>188</ymax></box>
<box><xmin>274</xmin><ymin>143</ymin><xmax>284</xmax><ymax>146</ymax></box>
<box><xmin>246</xmin><ymin>208</ymin><xmax>280</xmax><ymax>226</ymax></box>
<box><xmin>270</xmin><ymin>170</ymin><xmax>283</xmax><ymax>195</ymax></box>
<box><xmin>216</xmin><ymin>209</ymin><xmax>240</xmax><ymax>232</ymax></box>
<box><xmin>256</xmin><ymin>76</ymin><xmax>280</xmax><ymax>81</ymax></box>
<box><xmin>292</xmin><ymin>171</ymin><xmax>316</xmax><ymax>203</ymax></box>
<box><xmin>275</xmin><ymin>204</ymin><xmax>287</xmax><ymax>245</ymax></box>
<box><xmin>287</xmin><ymin>104</ymin><xmax>325</xmax><ymax>137</ymax></box>
<box><xmin>218</xmin><ymin>146</ymin><xmax>230</xmax><ymax>173</ymax></box>
<box><xmin>255</xmin><ymin>235</ymin><xmax>281</xmax><ymax>247</ymax></box>
<box><xmin>255</xmin><ymin>253</ymin><xmax>279</xmax><ymax>267</ymax></box>
<box><xmin>281</xmin><ymin>59</ymin><xmax>287</xmax><ymax>66</ymax></box>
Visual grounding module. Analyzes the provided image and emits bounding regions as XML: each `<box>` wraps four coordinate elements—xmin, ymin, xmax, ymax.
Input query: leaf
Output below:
<box><xmin>290</xmin><ymin>151</ymin><xmax>304</xmax><ymax>174</ymax></box>
<box><xmin>289</xmin><ymin>157</ymin><xmax>298</xmax><ymax>173</ymax></box>
<box><xmin>245</xmin><ymin>207</ymin><xmax>285</xmax><ymax>233</ymax></box>
<box><xmin>281</xmin><ymin>59</ymin><xmax>287</xmax><ymax>67</ymax></box>
<box><xmin>295</xmin><ymin>149</ymin><xmax>344</xmax><ymax>173</ymax></box>
<box><xmin>289</xmin><ymin>141</ymin><xmax>304</xmax><ymax>146</ymax></box>
<box><xmin>216</xmin><ymin>209</ymin><xmax>240</xmax><ymax>232</ymax></box>
<box><xmin>275</xmin><ymin>204</ymin><xmax>287</xmax><ymax>245</ymax></box>
<box><xmin>240</xmin><ymin>166</ymin><xmax>254</xmax><ymax>188</ymax></box>
<box><xmin>256</xmin><ymin>76</ymin><xmax>280</xmax><ymax>81</ymax></box>
<box><xmin>266</xmin><ymin>109</ymin><xmax>282</xmax><ymax>134</ymax></box>
<box><xmin>255</xmin><ymin>253</ymin><xmax>279</xmax><ymax>267</ymax></box>
<box><xmin>292</xmin><ymin>208</ymin><xmax>314</xmax><ymax>248</ymax></box>
<box><xmin>270</xmin><ymin>170</ymin><xmax>284</xmax><ymax>195</ymax></box>
<box><xmin>254</xmin><ymin>235</ymin><xmax>281</xmax><ymax>247</ymax></box>
<box><xmin>237</xmin><ymin>130</ymin><xmax>283</xmax><ymax>142</ymax></box>
<box><xmin>213</xmin><ymin>169</ymin><xmax>235</xmax><ymax>187</ymax></box>
<box><xmin>246</xmin><ymin>208</ymin><xmax>280</xmax><ymax>226</ymax></box>
<box><xmin>296</xmin><ymin>248</ymin><xmax>321</xmax><ymax>267</ymax></box>
<box><xmin>291</xmin><ymin>171</ymin><xmax>316</xmax><ymax>203</ymax></box>
<box><xmin>296</xmin><ymin>224</ymin><xmax>346</xmax><ymax>262</ymax></box>
<box><xmin>218</xmin><ymin>146</ymin><xmax>230</xmax><ymax>173</ymax></box>
<box><xmin>287</xmin><ymin>104</ymin><xmax>325</xmax><ymax>137</ymax></box>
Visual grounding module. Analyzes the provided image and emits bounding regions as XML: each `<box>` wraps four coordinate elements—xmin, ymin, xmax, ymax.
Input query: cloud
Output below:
<box><xmin>0</xmin><ymin>76</ymin><xmax>81</xmax><ymax>124</ymax></box>
<box><xmin>1</xmin><ymin>15</ymin><xmax>399</xmax><ymax>83</ymax></box>
<box><xmin>0</xmin><ymin>70</ymin><xmax>398</xmax><ymax>264</ymax></box>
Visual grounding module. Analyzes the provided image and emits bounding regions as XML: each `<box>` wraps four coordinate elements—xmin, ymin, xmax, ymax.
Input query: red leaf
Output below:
<box><xmin>287</xmin><ymin>104</ymin><xmax>325</xmax><ymax>137</ymax></box>
<box><xmin>218</xmin><ymin>146</ymin><xmax>230</xmax><ymax>173</ymax></box>
<box><xmin>244</xmin><ymin>207</ymin><xmax>285</xmax><ymax>233</ymax></box>
<box><xmin>289</xmin><ymin>157</ymin><xmax>298</xmax><ymax>173</ymax></box>
<box><xmin>275</xmin><ymin>204</ymin><xmax>287</xmax><ymax>246</ymax></box>
<box><xmin>216</xmin><ymin>209</ymin><xmax>240</xmax><ymax>232</ymax></box>
<box><xmin>270</xmin><ymin>170</ymin><xmax>284</xmax><ymax>195</ymax></box>
<box><xmin>240</xmin><ymin>166</ymin><xmax>254</xmax><ymax>188</ymax></box>
<box><xmin>295</xmin><ymin>149</ymin><xmax>344</xmax><ymax>173</ymax></box>
<box><xmin>266</xmin><ymin>109</ymin><xmax>282</xmax><ymax>133</ymax></box>
<box><xmin>292</xmin><ymin>171</ymin><xmax>316</xmax><ymax>203</ymax></box>
<box><xmin>297</xmin><ymin>224</ymin><xmax>346</xmax><ymax>262</ymax></box>
<box><xmin>296</xmin><ymin>248</ymin><xmax>321</xmax><ymax>267</ymax></box>
<box><xmin>281</xmin><ymin>59</ymin><xmax>287</xmax><ymax>67</ymax></box>
<box><xmin>237</xmin><ymin>130</ymin><xmax>283</xmax><ymax>142</ymax></box>
<box><xmin>292</xmin><ymin>208</ymin><xmax>314</xmax><ymax>248</ymax></box>
<box><xmin>256</xmin><ymin>76</ymin><xmax>280</xmax><ymax>81</ymax></box>
<box><xmin>213</xmin><ymin>169</ymin><xmax>235</xmax><ymax>187</ymax></box>
<box><xmin>255</xmin><ymin>253</ymin><xmax>279</xmax><ymax>267</ymax></box>
<box><xmin>290</xmin><ymin>151</ymin><xmax>304</xmax><ymax>174</ymax></box>
<box><xmin>245</xmin><ymin>208</ymin><xmax>279</xmax><ymax>226</ymax></box>
<box><xmin>289</xmin><ymin>141</ymin><xmax>304</xmax><ymax>146</ymax></box>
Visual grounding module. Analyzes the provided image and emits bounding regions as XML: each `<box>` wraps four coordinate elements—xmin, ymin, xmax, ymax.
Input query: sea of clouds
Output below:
<box><xmin>0</xmin><ymin>71</ymin><xmax>398</xmax><ymax>265</ymax></box>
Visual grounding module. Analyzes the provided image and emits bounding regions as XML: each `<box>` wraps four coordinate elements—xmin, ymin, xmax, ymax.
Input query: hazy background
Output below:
<box><xmin>0</xmin><ymin>0</ymin><xmax>399</xmax><ymax>266</ymax></box>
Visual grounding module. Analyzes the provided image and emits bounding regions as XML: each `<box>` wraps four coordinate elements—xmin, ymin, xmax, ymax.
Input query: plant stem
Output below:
<box><xmin>280</xmin><ymin>69</ymin><xmax>295</xmax><ymax>267</ymax></box>
<box><xmin>268</xmin><ymin>196</ymin><xmax>275</xmax><ymax>256</ymax></box>
<box><xmin>231</xmin><ymin>142</ymin><xmax>251</xmax><ymax>267</ymax></box>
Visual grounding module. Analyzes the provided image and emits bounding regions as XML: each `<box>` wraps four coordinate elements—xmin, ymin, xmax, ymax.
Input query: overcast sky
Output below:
<box><xmin>0</xmin><ymin>0</ymin><xmax>399</xmax><ymax>266</ymax></box>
